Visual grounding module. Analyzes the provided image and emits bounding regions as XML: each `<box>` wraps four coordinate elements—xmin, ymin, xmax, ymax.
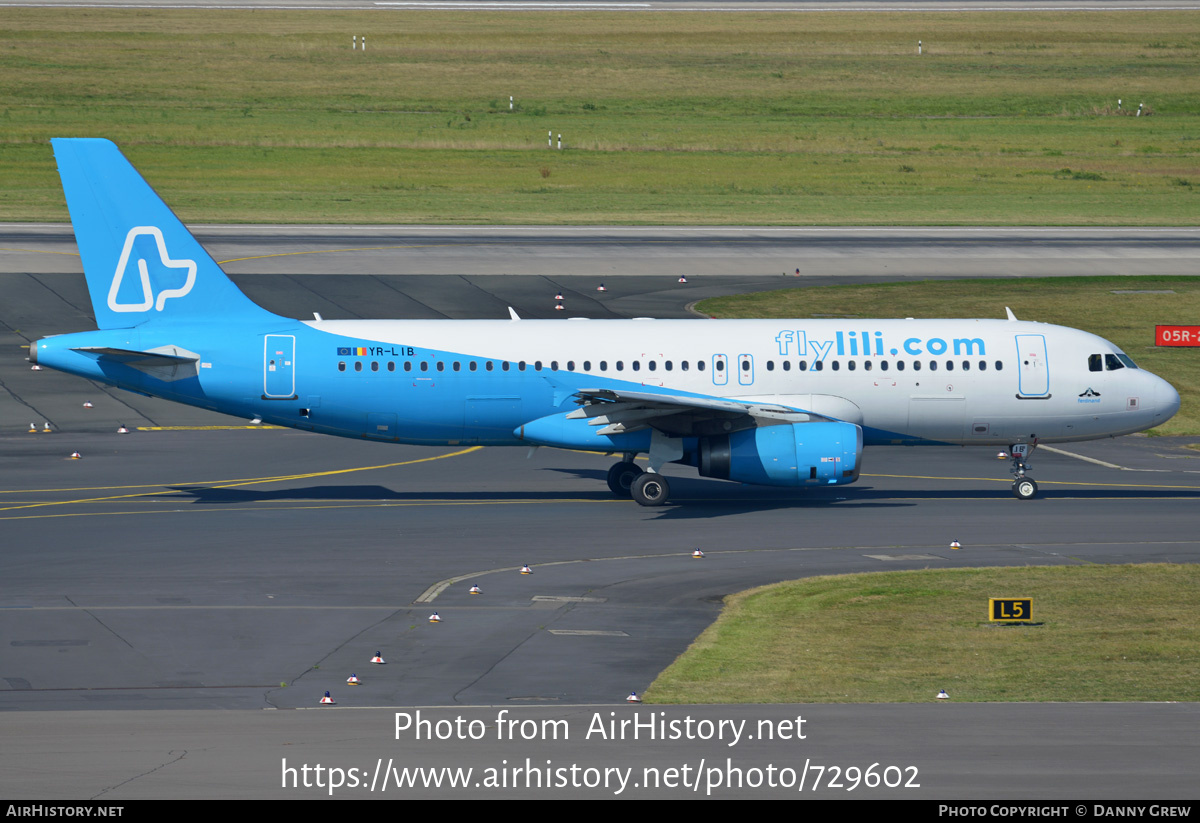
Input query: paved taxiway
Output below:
<box><xmin>2</xmin><ymin>226</ymin><xmax>1199</xmax><ymax>798</ymax></box>
<box><xmin>3</xmin><ymin>431</ymin><xmax>1200</xmax><ymax>797</ymax></box>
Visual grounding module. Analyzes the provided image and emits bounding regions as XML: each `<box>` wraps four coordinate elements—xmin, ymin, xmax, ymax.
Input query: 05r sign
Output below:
<box><xmin>1156</xmin><ymin>325</ymin><xmax>1200</xmax><ymax>346</ymax></box>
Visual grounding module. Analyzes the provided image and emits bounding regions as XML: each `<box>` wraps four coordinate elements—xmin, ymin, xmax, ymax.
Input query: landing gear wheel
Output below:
<box><xmin>631</xmin><ymin>472</ymin><xmax>671</xmax><ymax>507</ymax></box>
<box><xmin>606</xmin><ymin>462</ymin><xmax>643</xmax><ymax>498</ymax></box>
<box><xmin>1012</xmin><ymin>478</ymin><xmax>1038</xmax><ymax>500</ymax></box>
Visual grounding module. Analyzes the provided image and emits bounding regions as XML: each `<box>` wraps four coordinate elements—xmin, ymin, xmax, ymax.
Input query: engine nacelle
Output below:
<box><xmin>698</xmin><ymin>421</ymin><xmax>862</xmax><ymax>486</ymax></box>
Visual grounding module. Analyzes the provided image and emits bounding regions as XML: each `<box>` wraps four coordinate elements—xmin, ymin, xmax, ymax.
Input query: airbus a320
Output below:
<box><xmin>32</xmin><ymin>139</ymin><xmax>1181</xmax><ymax>505</ymax></box>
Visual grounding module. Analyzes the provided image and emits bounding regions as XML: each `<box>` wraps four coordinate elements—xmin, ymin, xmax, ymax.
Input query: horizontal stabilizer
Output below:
<box><xmin>72</xmin><ymin>344</ymin><xmax>200</xmax><ymax>382</ymax></box>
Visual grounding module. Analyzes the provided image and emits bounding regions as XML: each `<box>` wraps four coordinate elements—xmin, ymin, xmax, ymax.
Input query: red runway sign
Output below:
<box><xmin>1156</xmin><ymin>325</ymin><xmax>1200</xmax><ymax>346</ymax></box>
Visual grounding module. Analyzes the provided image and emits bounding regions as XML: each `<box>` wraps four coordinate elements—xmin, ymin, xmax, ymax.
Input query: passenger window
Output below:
<box><xmin>945</xmin><ymin>361</ymin><xmax>953</xmax><ymax>371</ymax></box>
<box><xmin>697</xmin><ymin>361</ymin><xmax>705</xmax><ymax>372</ymax></box>
<box><xmin>388</xmin><ymin>361</ymin><xmax>396</xmax><ymax>372</ymax></box>
<box><xmin>929</xmin><ymin>361</ymin><xmax>937</xmax><ymax>371</ymax></box>
<box><xmin>848</xmin><ymin>360</ymin><xmax>856</xmax><ymax>371</ymax></box>
<box><xmin>913</xmin><ymin>361</ymin><xmax>921</xmax><ymax>371</ymax></box>
<box><xmin>741</xmin><ymin>359</ymin><xmax>750</xmax><ymax>372</ymax></box>
<box><xmin>715</xmin><ymin>360</ymin><xmax>725</xmax><ymax>372</ymax></box>
<box><xmin>404</xmin><ymin>361</ymin><xmax>413</xmax><ymax>372</ymax></box>
<box><xmin>436</xmin><ymin>361</ymin><xmax>445</xmax><ymax>372</ymax></box>
<box><xmin>502</xmin><ymin>361</ymin><xmax>510</xmax><ymax>372</ymax></box>
<box><xmin>632</xmin><ymin>361</ymin><xmax>640</xmax><ymax>372</ymax></box>
<box><xmin>371</xmin><ymin>361</ymin><xmax>379</xmax><ymax>372</ymax></box>
<box><xmin>534</xmin><ymin>361</ymin><xmax>543</xmax><ymax>371</ymax></box>
<box><xmin>665</xmin><ymin>361</ymin><xmax>672</xmax><ymax>371</ymax></box>
<box><xmin>863</xmin><ymin>361</ymin><xmax>872</xmax><ymax>371</ymax></box>
<box><xmin>486</xmin><ymin>361</ymin><xmax>494</xmax><ymax>371</ymax></box>
<box><xmin>896</xmin><ymin>361</ymin><xmax>905</xmax><ymax>371</ymax></box>
<box><xmin>355</xmin><ymin>361</ymin><xmax>363</xmax><ymax>372</ymax></box>
<box><xmin>681</xmin><ymin>361</ymin><xmax>688</xmax><ymax>371</ymax></box>
<box><xmin>600</xmin><ymin>361</ymin><xmax>608</xmax><ymax>371</ymax></box>
<box><xmin>338</xmin><ymin>361</ymin><xmax>346</xmax><ymax>372</ymax></box>
<box><xmin>767</xmin><ymin>361</ymin><xmax>775</xmax><ymax>371</ymax></box>
<box><xmin>962</xmin><ymin>361</ymin><xmax>970</xmax><ymax>371</ymax></box>
<box><xmin>994</xmin><ymin>361</ymin><xmax>1002</xmax><ymax>371</ymax></box>
<box><xmin>469</xmin><ymin>361</ymin><xmax>477</xmax><ymax>372</ymax></box>
<box><xmin>616</xmin><ymin>361</ymin><xmax>624</xmax><ymax>371</ymax></box>
<box><xmin>880</xmin><ymin>361</ymin><xmax>889</xmax><ymax>372</ymax></box>
<box><xmin>814</xmin><ymin>361</ymin><xmax>824</xmax><ymax>372</ymax></box>
<box><xmin>551</xmin><ymin>361</ymin><xmax>559</xmax><ymax>371</ymax></box>
<box><xmin>518</xmin><ymin>361</ymin><xmax>527</xmax><ymax>371</ymax></box>
<box><xmin>648</xmin><ymin>361</ymin><xmax>656</xmax><ymax>371</ymax></box>
<box><xmin>452</xmin><ymin>361</ymin><xmax>461</xmax><ymax>372</ymax></box>
<box><xmin>799</xmin><ymin>360</ymin><xmax>807</xmax><ymax>371</ymax></box>
<box><xmin>979</xmin><ymin>361</ymin><xmax>987</xmax><ymax>371</ymax></box>
<box><xmin>782</xmin><ymin>361</ymin><xmax>790</xmax><ymax>371</ymax></box>
<box><xmin>831</xmin><ymin>361</ymin><xmax>840</xmax><ymax>371</ymax></box>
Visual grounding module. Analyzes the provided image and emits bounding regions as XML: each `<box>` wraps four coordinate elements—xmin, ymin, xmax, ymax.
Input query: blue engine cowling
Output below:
<box><xmin>697</xmin><ymin>422</ymin><xmax>862</xmax><ymax>486</ymax></box>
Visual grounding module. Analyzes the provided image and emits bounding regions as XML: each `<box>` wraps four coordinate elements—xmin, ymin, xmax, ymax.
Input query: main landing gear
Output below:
<box><xmin>606</xmin><ymin>461</ymin><xmax>643</xmax><ymax>497</ymax></box>
<box><xmin>630</xmin><ymin>472</ymin><xmax>670</xmax><ymax>507</ymax></box>
<box><xmin>606</xmin><ymin>457</ymin><xmax>670</xmax><ymax>507</ymax></box>
<box><xmin>1008</xmin><ymin>441</ymin><xmax>1039</xmax><ymax>500</ymax></box>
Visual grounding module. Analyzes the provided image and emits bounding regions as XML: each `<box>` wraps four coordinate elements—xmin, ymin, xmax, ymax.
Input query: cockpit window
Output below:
<box><xmin>1104</xmin><ymin>354</ymin><xmax>1124</xmax><ymax>371</ymax></box>
<box><xmin>1088</xmin><ymin>354</ymin><xmax>1103</xmax><ymax>372</ymax></box>
<box><xmin>1116</xmin><ymin>354</ymin><xmax>1139</xmax><ymax>369</ymax></box>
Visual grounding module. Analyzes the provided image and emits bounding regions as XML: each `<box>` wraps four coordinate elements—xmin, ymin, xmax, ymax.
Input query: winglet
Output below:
<box><xmin>1005</xmin><ymin>307</ymin><xmax>1018</xmax><ymax>321</ymax></box>
<box><xmin>508</xmin><ymin>307</ymin><xmax>521</xmax><ymax>321</ymax></box>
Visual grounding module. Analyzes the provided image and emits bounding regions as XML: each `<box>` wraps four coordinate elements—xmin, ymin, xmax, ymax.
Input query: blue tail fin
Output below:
<box><xmin>52</xmin><ymin>138</ymin><xmax>280</xmax><ymax>330</ymax></box>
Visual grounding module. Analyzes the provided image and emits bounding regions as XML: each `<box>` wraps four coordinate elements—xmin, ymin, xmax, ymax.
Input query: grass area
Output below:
<box><xmin>697</xmin><ymin>276</ymin><xmax>1200</xmax><ymax>435</ymax></box>
<box><xmin>1</xmin><ymin>10</ymin><xmax>1199</xmax><ymax>223</ymax></box>
<box><xmin>647</xmin><ymin>564</ymin><xmax>1200</xmax><ymax>703</ymax></box>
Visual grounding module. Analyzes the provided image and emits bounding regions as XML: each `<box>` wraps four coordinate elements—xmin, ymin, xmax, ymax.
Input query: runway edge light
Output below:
<box><xmin>627</xmin><ymin>692</ymin><xmax>642</xmax><ymax>703</ymax></box>
<box><xmin>371</xmin><ymin>651</ymin><xmax>386</xmax><ymax>664</ymax></box>
<box><xmin>320</xmin><ymin>691</ymin><xmax>335</xmax><ymax>705</ymax></box>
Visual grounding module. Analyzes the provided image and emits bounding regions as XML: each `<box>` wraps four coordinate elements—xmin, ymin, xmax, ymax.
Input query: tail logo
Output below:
<box><xmin>107</xmin><ymin>226</ymin><xmax>197</xmax><ymax>313</ymax></box>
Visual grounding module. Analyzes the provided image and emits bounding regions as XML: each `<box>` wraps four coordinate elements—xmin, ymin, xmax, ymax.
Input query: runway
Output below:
<box><xmin>2</xmin><ymin>225</ymin><xmax>1199</xmax><ymax>799</ymax></box>
<box><xmin>7</xmin><ymin>0</ymin><xmax>1200</xmax><ymax>10</ymax></box>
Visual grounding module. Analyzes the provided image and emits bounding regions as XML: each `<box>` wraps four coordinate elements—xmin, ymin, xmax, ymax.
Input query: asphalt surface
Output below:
<box><xmin>2</xmin><ymin>225</ymin><xmax>1199</xmax><ymax>800</ymax></box>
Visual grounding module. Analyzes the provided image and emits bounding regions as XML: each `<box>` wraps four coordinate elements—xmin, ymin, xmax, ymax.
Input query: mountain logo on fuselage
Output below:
<box><xmin>107</xmin><ymin>226</ymin><xmax>197</xmax><ymax>313</ymax></box>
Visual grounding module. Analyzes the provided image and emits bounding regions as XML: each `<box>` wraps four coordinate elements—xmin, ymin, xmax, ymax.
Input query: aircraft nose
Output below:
<box><xmin>1153</xmin><ymin>375</ymin><xmax>1181</xmax><ymax>423</ymax></box>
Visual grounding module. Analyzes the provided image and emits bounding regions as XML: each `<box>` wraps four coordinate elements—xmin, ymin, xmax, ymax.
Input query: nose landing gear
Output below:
<box><xmin>1009</xmin><ymin>440</ymin><xmax>1039</xmax><ymax>499</ymax></box>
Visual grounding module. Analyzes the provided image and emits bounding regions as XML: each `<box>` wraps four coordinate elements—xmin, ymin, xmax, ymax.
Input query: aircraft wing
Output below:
<box><xmin>566</xmin><ymin>387</ymin><xmax>831</xmax><ymax>438</ymax></box>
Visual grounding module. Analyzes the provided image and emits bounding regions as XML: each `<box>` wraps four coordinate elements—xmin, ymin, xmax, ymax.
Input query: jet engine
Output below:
<box><xmin>697</xmin><ymin>421</ymin><xmax>862</xmax><ymax>486</ymax></box>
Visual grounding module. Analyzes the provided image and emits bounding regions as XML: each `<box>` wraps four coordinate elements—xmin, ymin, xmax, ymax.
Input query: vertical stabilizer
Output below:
<box><xmin>52</xmin><ymin>138</ymin><xmax>280</xmax><ymax>329</ymax></box>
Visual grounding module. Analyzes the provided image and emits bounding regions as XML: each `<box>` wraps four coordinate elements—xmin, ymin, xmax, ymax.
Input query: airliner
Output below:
<box><xmin>31</xmin><ymin>139</ymin><xmax>1181</xmax><ymax>505</ymax></box>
